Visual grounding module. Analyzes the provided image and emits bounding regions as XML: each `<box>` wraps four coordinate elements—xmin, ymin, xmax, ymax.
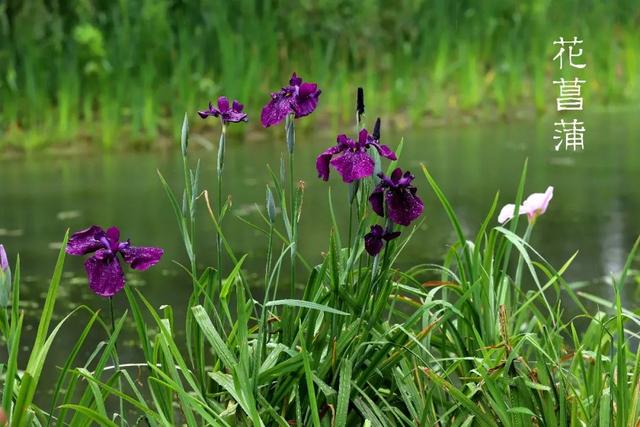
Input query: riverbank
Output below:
<box><xmin>2</xmin><ymin>1</ymin><xmax>638</xmax><ymax>151</ymax></box>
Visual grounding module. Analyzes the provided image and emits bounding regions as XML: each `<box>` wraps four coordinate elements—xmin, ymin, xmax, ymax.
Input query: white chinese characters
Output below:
<box><xmin>552</xmin><ymin>37</ymin><xmax>586</xmax><ymax>151</ymax></box>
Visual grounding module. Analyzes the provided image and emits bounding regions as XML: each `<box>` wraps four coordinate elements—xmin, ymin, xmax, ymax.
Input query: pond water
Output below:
<box><xmin>1</xmin><ymin>110</ymin><xmax>639</xmax><ymax>401</ymax></box>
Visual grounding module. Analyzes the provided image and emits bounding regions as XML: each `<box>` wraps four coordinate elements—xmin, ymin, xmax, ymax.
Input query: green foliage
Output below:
<box><xmin>1</xmin><ymin>0</ymin><xmax>640</xmax><ymax>149</ymax></box>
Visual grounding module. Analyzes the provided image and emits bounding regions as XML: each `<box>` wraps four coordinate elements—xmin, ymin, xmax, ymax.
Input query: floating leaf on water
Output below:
<box><xmin>243</xmin><ymin>178</ymin><xmax>258</xmax><ymax>186</ymax></box>
<box><xmin>234</xmin><ymin>204</ymin><xmax>261</xmax><ymax>217</ymax></box>
<box><xmin>49</xmin><ymin>242</ymin><xmax>64</xmax><ymax>250</ymax></box>
<box><xmin>160</xmin><ymin>268</ymin><xmax>179</xmax><ymax>277</ymax></box>
<box><xmin>56</xmin><ymin>210</ymin><xmax>82</xmax><ymax>220</ymax></box>
<box><xmin>549</xmin><ymin>157</ymin><xmax>576</xmax><ymax>166</ymax></box>
<box><xmin>69</xmin><ymin>277</ymin><xmax>88</xmax><ymax>285</ymax></box>
<box><xmin>0</xmin><ymin>228</ymin><xmax>23</xmax><ymax>237</ymax></box>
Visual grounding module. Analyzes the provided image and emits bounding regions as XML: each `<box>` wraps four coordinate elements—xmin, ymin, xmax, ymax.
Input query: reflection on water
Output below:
<box><xmin>1</xmin><ymin>110</ymin><xmax>639</xmax><ymax>399</ymax></box>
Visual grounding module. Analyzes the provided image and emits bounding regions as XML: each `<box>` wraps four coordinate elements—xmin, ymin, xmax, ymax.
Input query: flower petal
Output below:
<box><xmin>84</xmin><ymin>252</ymin><xmax>125</xmax><ymax>297</ymax></box>
<box><xmin>330</xmin><ymin>150</ymin><xmax>375</xmax><ymax>183</ymax></box>
<box><xmin>390</xmin><ymin>168</ymin><xmax>403</xmax><ymax>183</ymax></box>
<box><xmin>316</xmin><ymin>145</ymin><xmax>343</xmax><ymax>181</ymax></box>
<box><xmin>67</xmin><ymin>226</ymin><xmax>105</xmax><ymax>255</ymax></box>
<box><xmin>369</xmin><ymin>141</ymin><xmax>397</xmax><ymax>160</ymax></box>
<box><xmin>106</xmin><ymin>226</ymin><xmax>120</xmax><ymax>242</ymax></box>
<box><xmin>358</xmin><ymin>129</ymin><xmax>369</xmax><ymax>145</ymax></box>
<box><xmin>0</xmin><ymin>244</ymin><xmax>8</xmax><ymax>272</ymax></box>
<box><xmin>289</xmin><ymin>73</ymin><xmax>302</xmax><ymax>86</ymax></box>
<box><xmin>217</xmin><ymin>96</ymin><xmax>230</xmax><ymax>112</ymax></box>
<box><xmin>383</xmin><ymin>231</ymin><xmax>401</xmax><ymax>241</ymax></box>
<box><xmin>233</xmin><ymin>100</ymin><xmax>244</xmax><ymax>112</ymax></box>
<box><xmin>197</xmin><ymin>110</ymin><xmax>212</xmax><ymax>119</ymax></box>
<box><xmin>336</xmin><ymin>134</ymin><xmax>352</xmax><ymax>147</ymax></box>
<box><xmin>261</xmin><ymin>90</ymin><xmax>293</xmax><ymax>127</ymax></box>
<box><xmin>121</xmin><ymin>245</ymin><xmax>164</xmax><ymax>271</ymax></box>
<box><xmin>386</xmin><ymin>188</ymin><xmax>424</xmax><ymax>226</ymax></box>
<box><xmin>498</xmin><ymin>204</ymin><xmax>517</xmax><ymax>224</ymax></box>
<box><xmin>369</xmin><ymin>186</ymin><xmax>385</xmax><ymax>217</ymax></box>
<box><xmin>522</xmin><ymin>186</ymin><xmax>554</xmax><ymax>219</ymax></box>
<box><xmin>298</xmin><ymin>82</ymin><xmax>317</xmax><ymax>98</ymax></box>
<box><xmin>293</xmin><ymin>84</ymin><xmax>320</xmax><ymax>118</ymax></box>
<box><xmin>223</xmin><ymin>111</ymin><xmax>249</xmax><ymax>123</ymax></box>
<box><xmin>364</xmin><ymin>226</ymin><xmax>384</xmax><ymax>256</ymax></box>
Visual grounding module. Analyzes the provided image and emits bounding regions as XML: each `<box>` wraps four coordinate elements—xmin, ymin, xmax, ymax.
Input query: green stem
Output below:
<box><xmin>217</xmin><ymin>123</ymin><xmax>226</xmax><ymax>321</ymax></box>
<box><xmin>108</xmin><ymin>297</ymin><xmax>118</xmax><ymax>365</ymax></box>
<box><xmin>514</xmin><ymin>221</ymin><xmax>534</xmax><ymax>293</ymax></box>
<box><xmin>108</xmin><ymin>297</ymin><xmax>124</xmax><ymax>427</ymax></box>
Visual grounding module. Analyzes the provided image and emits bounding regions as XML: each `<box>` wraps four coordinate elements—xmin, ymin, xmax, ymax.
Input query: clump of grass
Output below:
<box><xmin>1</xmin><ymin>112</ymin><xmax>639</xmax><ymax>425</ymax></box>
<box><xmin>1</xmin><ymin>1</ymin><xmax>639</xmax><ymax>149</ymax></box>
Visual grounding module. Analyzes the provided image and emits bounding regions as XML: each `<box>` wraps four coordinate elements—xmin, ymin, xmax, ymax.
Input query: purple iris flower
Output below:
<box><xmin>261</xmin><ymin>73</ymin><xmax>321</xmax><ymax>127</ymax></box>
<box><xmin>0</xmin><ymin>245</ymin><xmax>7</xmax><ymax>273</ymax></box>
<box><xmin>198</xmin><ymin>96</ymin><xmax>248</xmax><ymax>123</ymax></box>
<box><xmin>66</xmin><ymin>226</ymin><xmax>164</xmax><ymax>298</ymax></box>
<box><xmin>316</xmin><ymin>128</ymin><xmax>397</xmax><ymax>183</ymax></box>
<box><xmin>0</xmin><ymin>244</ymin><xmax>10</xmax><ymax>307</ymax></box>
<box><xmin>364</xmin><ymin>225</ymin><xmax>401</xmax><ymax>256</ymax></box>
<box><xmin>369</xmin><ymin>168</ymin><xmax>424</xmax><ymax>226</ymax></box>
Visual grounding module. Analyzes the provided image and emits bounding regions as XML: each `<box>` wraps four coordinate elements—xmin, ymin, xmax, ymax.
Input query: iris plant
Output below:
<box><xmin>67</xmin><ymin>226</ymin><xmax>163</xmax><ymax>297</ymax></box>
<box><xmin>261</xmin><ymin>73</ymin><xmax>321</xmax><ymax>128</ymax></box>
<box><xmin>0</xmin><ymin>244</ymin><xmax>10</xmax><ymax>307</ymax></box>
<box><xmin>198</xmin><ymin>96</ymin><xmax>248</xmax><ymax>124</ymax></box>
<box><xmin>369</xmin><ymin>168</ymin><xmax>424</xmax><ymax>227</ymax></box>
<box><xmin>316</xmin><ymin>128</ymin><xmax>397</xmax><ymax>183</ymax></box>
<box><xmin>199</xmin><ymin>95</ymin><xmax>248</xmax><ymax>301</ymax></box>
<box><xmin>364</xmin><ymin>225</ymin><xmax>401</xmax><ymax>256</ymax></box>
<box><xmin>498</xmin><ymin>186</ymin><xmax>554</xmax><ymax>224</ymax></box>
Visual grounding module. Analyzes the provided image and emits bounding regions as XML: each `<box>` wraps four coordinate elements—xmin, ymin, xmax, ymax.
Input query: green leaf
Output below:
<box><xmin>265</xmin><ymin>299</ymin><xmax>350</xmax><ymax>316</ymax></box>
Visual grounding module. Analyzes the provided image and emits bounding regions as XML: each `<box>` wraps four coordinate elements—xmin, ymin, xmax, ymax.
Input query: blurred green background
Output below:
<box><xmin>1</xmin><ymin>0</ymin><xmax>638</xmax><ymax>149</ymax></box>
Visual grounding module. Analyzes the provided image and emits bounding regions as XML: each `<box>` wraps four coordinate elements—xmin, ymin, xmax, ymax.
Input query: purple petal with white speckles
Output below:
<box><xmin>316</xmin><ymin>145</ymin><xmax>343</xmax><ymax>181</ymax></box>
<box><xmin>293</xmin><ymin>83</ymin><xmax>320</xmax><ymax>118</ymax></box>
<box><xmin>261</xmin><ymin>90</ymin><xmax>293</xmax><ymax>127</ymax></box>
<box><xmin>386</xmin><ymin>188</ymin><xmax>424</xmax><ymax>226</ymax></box>
<box><xmin>223</xmin><ymin>110</ymin><xmax>248</xmax><ymax>123</ymax></box>
<box><xmin>84</xmin><ymin>252</ymin><xmax>125</xmax><ymax>297</ymax></box>
<box><xmin>330</xmin><ymin>150</ymin><xmax>375</xmax><ymax>182</ymax></box>
<box><xmin>369</xmin><ymin>141</ymin><xmax>397</xmax><ymax>160</ymax></box>
<box><xmin>121</xmin><ymin>245</ymin><xmax>164</xmax><ymax>271</ymax></box>
<box><xmin>66</xmin><ymin>225</ymin><xmax>105</xmax><ymax>255</ymax></box>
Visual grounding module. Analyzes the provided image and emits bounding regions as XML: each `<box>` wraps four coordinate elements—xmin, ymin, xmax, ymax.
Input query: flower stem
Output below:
<box><xmin>109</xmin><ymin>296</ymin><xmax>118</xmax><ymax>360</ymax></box>
<box><xmin>217</xmin><ymin>123</ymin><xmax>226</xmax><ymax>317</ymax></box>
<box><xmin>108</xmin><ymin>296</ymin><xmax>124</xmax><ymax>426</ymax></box>
<box><xmin>286</xmin><ymin>116</ymin><xmax>296</xmax><ymax>343</ymax></box>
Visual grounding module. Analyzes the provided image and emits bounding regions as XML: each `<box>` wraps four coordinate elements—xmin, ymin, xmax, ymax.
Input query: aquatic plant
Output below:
<box><xmin>198</xmin><ymin>96</ymin><xmax>248</xmax><ymax>123</ymax></box>
<box><xmin>0</xmin><ymin>75</ymin><xmax>639</xmax><ymax>427</ymax></box>
<box><xmin>316</xmin><ymin>128</ymin><xmax>396</xmax><ymax>182</ymax></box>
<box><xmin>0</xmin><ymin>245</ymin><xmax>10</xmax><ymax>307</ymax></box>
<box><xmin>364</xmin><ymin>225</ymin><xmax>400</xmax><ymax>256</ymax></box>
<box><xmin>499</xmin><ymin>185</ymin><xmax>554</xmax><ymax>224</ymax></box>
<box><xmin>260</xmin><ymin>73</ymin><xmax>322</xmax><ymax>128</ymax></box>
<box><xmin>369</xmin><ymin>168</ymin><xmax>424</xmax><ymax>226</ymax></box>
<box><xmin>66</xmin><ymin>226</ymin><xmax>163</xmax><ymax>297</ymax></box>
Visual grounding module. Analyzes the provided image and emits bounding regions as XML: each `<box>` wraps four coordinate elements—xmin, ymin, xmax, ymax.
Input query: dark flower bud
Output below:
<box><xmin>373</xmin><ymin>117</ymin><xmax>381</xmax><ymax>140</ymax></box>
<box><xmin>356</xmin><ymin>87</ymin><xmax>365</xmax><ymax>118</ymax></box>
